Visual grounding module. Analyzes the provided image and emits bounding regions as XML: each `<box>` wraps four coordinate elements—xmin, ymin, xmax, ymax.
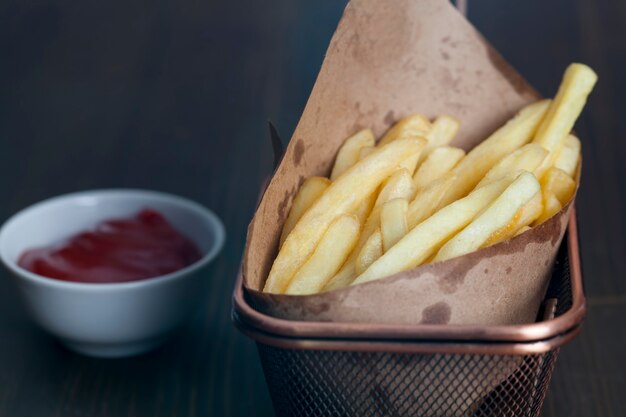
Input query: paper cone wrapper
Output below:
<box><xmin>242</xmin><ymin>0</ymin><xmax>575</xmax><ymax>327</ymax></box>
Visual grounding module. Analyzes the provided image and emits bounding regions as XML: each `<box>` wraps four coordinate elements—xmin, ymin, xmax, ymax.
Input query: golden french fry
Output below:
<box><xmin>434</xmin><ymin>172</ymin><xmax>541</xmax><ymax>262</ymax></box>
<box><xmin>378</xmin><ymin>114</ymin><xmax>431</xmax><ymax>146</ymax></box>
<box><xmin>439</xmin><ymin>99</ymin><xmax>551</xmax><ymax>207</ymax></box>
<box><xmin>355</xmin><ymin>229</ymin><xmax>383</xmax><ymax>276</ymax></box>
<box><xmin>325</xmin><ymin>169</ymin><xmax>417</xmax><ymax>289</ymax></box>
<box><xmin>516</xmin><ymin>191</ymin><xmax>543</xmax><ymax>227</ymax></box>
<box><xmin>279</xmin><ymin>177</ymin><xmax>331</xmax><ymax>247</ymax></box>
<box><xmin>374</xmin><ymin>169</ymin><xmax>416</xmax><ymax>206</ymax></box>
<box><xmin>285</xmin><ymin>215</ymin><xmax>360</xmax><ymax>295</ymax></box>
<box><xmin>407</xmin><ymin>173</ymin><xmax>456</xmax><ymax>228</ymax></box>
<box><xmin>515</xmin><ymin>225</ymin><xmax>532</xmax><ymax>236</ymax></box>
<box><xmin>534</xmin><ymin>191</ymin><xmax>563</xmax><ymax>225</ymax></box>
<box><xmin>353</xmin><ymin>192</ymin><xmax>376</xmax><ymax>225</ymax></box>
<box><xmin>541</xmin><ymin>167</ymin><xmax>576</xmax><ymax>205</ymax></box>
<box><xmin>554</xmin><ymin>134</ymin><xmax>581</xmax><ymax>177</ymax></box>
<box><xmin>264</xmin><ymin>138</ymin><xmax>425</xmax><ymax>293</ymax></box>
<box><xmin>475</xmin><ymin>143</ymin><xmax>548</xmax><ymax>188</ymax></box>
<box><xmin>483</xmin><ymin>191</ymin><xmax>542</xmax><ymax>246</ymax></box>
<box><xmin>533</xmin><ymin>63</ymin><xmax>597</xmax><ymax>177</ymax></box>
<box><xmin>380</xmin><ymin>198</ymin><xmax>409</xmax><ymax>251</ymax></box>
<box><xmin>359</xmin><ymin>169</ymin><xmax>415</xmax><ymax>250</ymax></box>
<box><xmin>399</xmin><ymin>152</ymin><xmax>422</xmax><ymax>175</ymax></box>
<box><xmin>352</xmin><ymin>175</ymin><xmax>515</xmax><ymax>286</ymax></box>
<box><xmin>359</xmin><ymin>145</ymin><xmax>375</xmax><ymax>160</ymax></box>
<box><xmin>323</xmin><ymin>258</ymin><xmax>356</xmax><ymax>291</ymax></box>
<box><xmin>330</xmin><ymin>129</ymin><xmax>375</xmax><ymax>180</ymax></box>
<box><xmin>413</xmin><ymin>146</ymin><xmax>465</xmax><ymax>189</ymax></box>
<box><xmin>423</xmin><ymin>115</ymin><xmax>461</xmax><ymax>157</ymax></box>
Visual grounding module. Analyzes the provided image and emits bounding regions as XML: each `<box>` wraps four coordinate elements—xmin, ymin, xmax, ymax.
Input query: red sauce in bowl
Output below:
<box><xmin>18</xmin><ymin>209</ymin><xmax>202</xmax><ymax>283</ymax></box>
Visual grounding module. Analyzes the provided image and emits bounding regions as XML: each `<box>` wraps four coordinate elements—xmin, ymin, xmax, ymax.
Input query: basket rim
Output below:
<box><xmin>233</xmin><ymin>309</ymin><xmax>582</xmax><ymax>354</ymax></box>
<box><xmin>232</xmin><ymin>209</ymin><xmax>586</xmax><ymax>348</ymax></box>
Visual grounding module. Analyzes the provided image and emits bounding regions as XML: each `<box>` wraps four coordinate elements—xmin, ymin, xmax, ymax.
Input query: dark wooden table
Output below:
<box><xmin>0</xmin><ymin>0</ymin><xmax>624</xmax><ymax>416</ymax></box>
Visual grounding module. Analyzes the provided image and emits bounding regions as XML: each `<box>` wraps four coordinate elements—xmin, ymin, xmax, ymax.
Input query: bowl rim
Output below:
<box><xmin>0</xmin><ymin>188</ymin><xmax>226</xmax><ymax>291</ymax></box>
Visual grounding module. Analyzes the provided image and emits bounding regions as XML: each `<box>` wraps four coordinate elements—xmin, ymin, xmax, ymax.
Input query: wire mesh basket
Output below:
<box><xmin>233</xmin><ymin>212</ymin><xmax>585</xmax><ymax>417</ymax></box>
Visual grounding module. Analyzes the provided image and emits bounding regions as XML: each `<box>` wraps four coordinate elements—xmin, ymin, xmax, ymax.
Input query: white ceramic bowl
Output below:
<box><xmin>0</xmin><ymin>189</ymin><xmax>225</xmax><ymax>358</ymax></box>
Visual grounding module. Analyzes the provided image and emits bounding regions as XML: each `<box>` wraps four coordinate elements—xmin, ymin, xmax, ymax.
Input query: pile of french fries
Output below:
<box><xmin>264</xmin><ymin>63</ymin><xmax>596</xmax><ymax>295</ymax></box>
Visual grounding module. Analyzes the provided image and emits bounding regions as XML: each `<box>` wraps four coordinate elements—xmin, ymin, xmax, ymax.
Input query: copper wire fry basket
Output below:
<box><xmin>232</xmin><ymin>212</ymin><xmax>586</xmax><ymax>417</ymax></box>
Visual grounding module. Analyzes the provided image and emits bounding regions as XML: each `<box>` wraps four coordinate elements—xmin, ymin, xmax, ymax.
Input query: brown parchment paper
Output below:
<box><xmin>242</xmin><ymin>0</ymin><xmax>574</xmax><ymax>327</ymax></box>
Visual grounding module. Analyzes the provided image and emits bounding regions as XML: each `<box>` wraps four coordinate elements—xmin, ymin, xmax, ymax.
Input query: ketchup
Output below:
<box><xmin>18</xmin><ymin>209</ymin><xmax>202</xmax><ymax>283</ymax></box>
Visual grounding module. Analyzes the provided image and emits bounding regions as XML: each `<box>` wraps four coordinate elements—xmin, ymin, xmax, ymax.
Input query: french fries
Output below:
<box><xmin>540</xmin><ymin>167</ymin><xmax>576</xmax><ymax>205</ymax></box>
<box><xmin>352</xmin><ymin>176</ymin><xmax>515</xmax><ymax>285</ymax></box>
<box><xmin>433</xmin><ymin>172</ymin><xmax>540</xmax><ymax>262</ymax></box>
<box><xmin>439</xmin><ymin>99</ymin><xmax>551</xmax><ymax>207</ymax></box>
<box><xmin>533</xmin><ymin>64</ymin><xmax>597</xmax><ymax>177</ymax></box>
<box><xmin>483</xmin><ymin>191</ymin><xmax>543</xmax><ymax>246</ymax></box>
<box><xmin>330</xmin><ymin>129</ymin><xmax>375</xmax><ymax>180</ymax></box>
<box><xmin>407</xmin><ymin>173</ymin><xmax>456</xmax><ymax>227</ymax></box>
<box><xmin>423</xmin><ymin>115</ymin><xmax>460</xmax><ymax>157</ymax></box>
<box><xmin>285</xmin><ymin>215</ymin><xmax>359</xmax><ymax>295</ymax></box>
<box><xmin>413</xmin><ymin>146</ymin><xmax>465</xmax><ymax>189</ymax></box>
<box><xmin>534</xmin><ymin>191</ymin><xmax>563</xmax><ymax>225</ymax></box>
<box><xmin>265</xmin><ymin>64</ymin><xmax>595</xmax><ymax>294</ymax></box>
<box><xmin>359</xmin><ymin>146</ymin><xmax>376</xmax><ymax>160</ymax></box>
<box><xmin>378</xmin><ymin>113</ymin><xmax>430</xmax><ymax>146</ymax></box>
<box><xmin>355</xmin><ymin>229</ymin><xmax>383</xmax><ymax>276</ymax></box>
<box><xmin>374</xmin><ymin>169</ymin><xmax>416</xmax><ymax>205</ymax></box>
<box><xmin>380</xmin><ymin>198</ymin><xmax>409</xmax><ymax>251</ymax></box>
<box><xmin>353</xmin><ymin>192</ymin><xmax>377</xmax><ymax>224</ymax></box>
<box><xmin>357</xmin><ymin>168</ymin><xmax>415</xmax><ymax>253</ymax></box>
<box><xmin>475</xmin><ymin>143</ymin><xmax>547</xmax><ymax>188</ymax></box>
<box><xmin>554</xmin><ymin>134</ymin><xmax>581</xmax><ymax>177</ymax></box>
<box><xmin>329</xmin><ymin>168</ymin><xmax>416</xmax><ymax>286</ymax></box>
<box><xmin>323</xmin><ymin>259</ymin><xmax>357</xmax><ymax>291</ymax></box>
<box><xmin>264</xmin><ymin>138</ymin><xmax>425</xmax><ymax>293</ymax></box>
<box><xmin>279</xmin><ymin>177</ymin><xmax>331</xmax><ymax>247</ymax></box>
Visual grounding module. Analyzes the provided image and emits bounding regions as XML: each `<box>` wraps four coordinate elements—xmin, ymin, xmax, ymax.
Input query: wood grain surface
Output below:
<box><xmin>0</xmin><ymin>0</ymin><xmax>623</xmax><ymax>416</ymax></box>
